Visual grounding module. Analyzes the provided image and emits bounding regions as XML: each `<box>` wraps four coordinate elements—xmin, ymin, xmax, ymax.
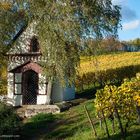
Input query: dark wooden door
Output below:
<box><xmin>22</xmin><ymin>70</ymin><xmax>38</xmax><ymax>105</ymax></box>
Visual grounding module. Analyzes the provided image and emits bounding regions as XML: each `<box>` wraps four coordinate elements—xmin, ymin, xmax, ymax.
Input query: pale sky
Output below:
<box><xmin>113</xmin><ymin>0</ymin><xmax>140</xmax><ymax>41</ymax></box>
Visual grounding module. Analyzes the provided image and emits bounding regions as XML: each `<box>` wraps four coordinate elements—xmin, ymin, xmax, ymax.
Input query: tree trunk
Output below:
<box><xmin>124</xmin><ymin>120</ymin><xmax>129</xmax><ymax>135</ymax></box>
<box><xmin>112</xmin><ymin>118</ymin><xmax>115</xmax><ymax>134</ymax></box>
<box><xmin>84</xmin><ymin>105</ymin><xmax>97</xmax><ymax>138</ymax></box>
<box><xmin>100</xmin><ymin>119</ymin><xmax>103</xmax><ymax>130</ymax></box>
<box><xmin>47</xmin><ymin>79</ymin><xmax>53</xmax><ymax>105</ymax></box>
<box><xmin>114</xmin><ymin>106</ymin><xmax>125</xmax><ymax>139</ymax></box>
<box><xmin>101</xmin><ymin>109</ymin><xmax>110</xmax><ymax>139</ymax></box>
<box><xmin>136</xmin><ymin>106</ymin><xmax>140</xmax><ymax>124</ymax></box>
<box><xmin>109</xmin><ymin>113</ymin><xmax>115</xmax><ymax>134</ymax></box>
<box><xmin>97</xmin><ymin>113</ymin><xmax>103</xmax><ymax>129</ymax></box>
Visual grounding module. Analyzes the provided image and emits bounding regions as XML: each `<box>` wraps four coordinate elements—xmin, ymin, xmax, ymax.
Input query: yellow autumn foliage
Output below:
<box><xmin>0</xmin><ymin>59</ymin><xmax>7</xmax><ymax>95</ymax></box>
<box><xmin>79</xmin><ymin>52</ymin><xmax>140</xmax><ymax>75</ymax></box>
<box><xmin>95</xmin><ymin>73</ymin><xmax>140</xmax><ymax>124</ymax></box>
<box><xmin>0</xmin><ymin>2</ymin><xmax>12</xmax><ymax>10</ymax></box>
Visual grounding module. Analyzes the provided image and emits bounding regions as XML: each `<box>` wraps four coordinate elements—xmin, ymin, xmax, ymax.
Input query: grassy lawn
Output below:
<box><xmin>21</xmin><ymin>99</ymin><xmax>140</xmax><ymax>140</ymax></box>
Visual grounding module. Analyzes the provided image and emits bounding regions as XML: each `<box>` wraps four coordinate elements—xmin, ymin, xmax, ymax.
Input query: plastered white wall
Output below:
<box><xmin>51</xmin><ymin>81</ymin><xmax>75</xmax><ymax>103</ymax></box>
<box><xmin>63</xmin><ymin>85</ymin><xmax>75</xmax><ymax>101</ymax></box>
<box><xmin>38</xmin><ymin>74</ymin><xmax>47</xmax><ymax>95</ymax></box>
<box><xmin>8</xmin><ymin>22</ymin><xmax>37</xmax><ymax>54</ymax></box>
<box><xmin>7</xmin><ymin>73</ymin><xmax>14</xmax><ymax>99</ymax></box>
<box><xmin>51</xmin><ymin>82</ymin><xmax>63</xmax><ymax>103</ymax></box>
<box><xmin>37</xmin><ymin>95</ymin><xmax>48</xmax><ymax>105</ymax></box>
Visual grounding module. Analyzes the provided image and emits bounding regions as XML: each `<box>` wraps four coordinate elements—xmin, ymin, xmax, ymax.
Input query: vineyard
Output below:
<box><xmin>94</xmin><ymin>74</ymin><xmax>140</xmax><ymax>139</ymax></box>
<box><xmin>76</xmin><ymin>52</ymin><xmax>140</xmax><ymax>92</ymax></box>
<box><xmin>79</xmin><ymin>52</ymin><xmax>140</xmax><ymax>75</ymax></box>
<box><xmin>22</xmin><ymin>74</ymin><xmax>140</xmax><ymax>140</ymax></box>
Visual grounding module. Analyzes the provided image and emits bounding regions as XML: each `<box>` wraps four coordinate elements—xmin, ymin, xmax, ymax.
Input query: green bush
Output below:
<box><xmin>76</xmin><ymin>64</ymin><xmax>140</xmax><ymax>92</ymax></box>
<box><xmin>0</xmin><ymin>102</ymin><xmax>22</xmax><ymax>135</ymax></box>
<box><xmin>29</xmin><ymin>113</ymin><xmax>56</xmax><ymax>123</ymax></box>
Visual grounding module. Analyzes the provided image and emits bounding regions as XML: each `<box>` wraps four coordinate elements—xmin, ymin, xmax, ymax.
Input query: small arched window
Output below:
<box><xmin>29</xmin><ymin>36</ymin><xmax>39</xmax><ymax>52</ymax></box>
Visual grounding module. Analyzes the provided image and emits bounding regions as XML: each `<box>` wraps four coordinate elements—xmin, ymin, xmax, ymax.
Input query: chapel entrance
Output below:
<box><xmin>22</xmin><ymin>70</ymin><xmax>38</xmax><ymax>105</ymax></box>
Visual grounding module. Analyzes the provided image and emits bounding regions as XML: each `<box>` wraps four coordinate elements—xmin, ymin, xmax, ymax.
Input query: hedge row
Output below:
<box><xmin>76</xmin><ymin>64</ymin><xmax>140</xmax><ymax>92</ymax></box>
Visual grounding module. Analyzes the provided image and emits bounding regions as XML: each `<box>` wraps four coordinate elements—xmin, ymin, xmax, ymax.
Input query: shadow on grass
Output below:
<box><xmin>20</xmin><ymin>120</ymin><xmax>53</xmax><ymax>140</ymax></box>
<box><xmin>20</xmin><ymin>99</ymin><xmax>140</xmax><ymax>140</ymax></box>
<box><xmin>76</xmin><ymin>87</ymin><xmax>96</xmax><ymax>100</ymax></box>
<box><xmin>42</xmin><ymin>115</ymin><xmax>89</xmax><ymax>140</ymax></box>
<box><xmin>21</xmin><ymin>119</ymin><xmax>140</xmax><ymax>140</ymax></box>
<box><xmin>99</xmin><ymin>125</ymin><xmax>140</xmax><ymax>140</ymax></box>
<box><xmin>20</xmin><ymin>113</ymin><xmax>57</xmax><ymax>140</ymax></box>
<box><xmin>20</xmin><ymin>113</ymin><xmax>87</xmax><ymax>140</ymax></box>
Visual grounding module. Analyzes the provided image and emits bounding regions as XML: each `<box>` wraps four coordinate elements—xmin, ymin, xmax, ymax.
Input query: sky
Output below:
<box><xmin>112</xmin><ymin>0</ymin><xmax>140</xmax><ymax>41</ymax></box>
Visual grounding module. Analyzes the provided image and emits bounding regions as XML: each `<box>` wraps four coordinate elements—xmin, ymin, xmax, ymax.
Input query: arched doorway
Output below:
<box><xmin>22</xmin><ymin>70</ymin><xmax>38</xmax><ymax>105</ymax></box>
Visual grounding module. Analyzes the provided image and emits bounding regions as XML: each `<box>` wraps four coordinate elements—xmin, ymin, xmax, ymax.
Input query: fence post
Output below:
<box><xmin>84</xmin><ymin>105</ymin><xmax>97</xmax><ymax>138</ymax></box>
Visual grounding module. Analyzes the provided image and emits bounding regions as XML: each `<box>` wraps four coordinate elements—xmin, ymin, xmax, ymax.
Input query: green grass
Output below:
<box><xmin>21</xmin><ymin>99</ymin><xmax>140</xmax><ymax>140</ymax></box>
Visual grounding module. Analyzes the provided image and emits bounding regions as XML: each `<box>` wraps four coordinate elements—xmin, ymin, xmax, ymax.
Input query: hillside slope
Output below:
<box><xmin>79</xmin><ymin>52</ymin><xmax>140</xmax><ymax>75</ymax></box>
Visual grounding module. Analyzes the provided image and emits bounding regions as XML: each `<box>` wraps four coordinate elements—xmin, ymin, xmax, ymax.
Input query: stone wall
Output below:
<box><xmin>24</xmin><ymin>105</ymin><xmax>60</xmax><ymax>118</ymax></box>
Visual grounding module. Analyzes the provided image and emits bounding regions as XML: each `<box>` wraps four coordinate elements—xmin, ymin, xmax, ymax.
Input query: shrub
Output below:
<box><xmin>94</xmin><ymin>73</ymin><xmax>140</xmax><ymax>138</ymax></box>
<box><xmin>0</xmin><ymin>102</ymin><xmax>22</xmax><ymax>135</ymax></box>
